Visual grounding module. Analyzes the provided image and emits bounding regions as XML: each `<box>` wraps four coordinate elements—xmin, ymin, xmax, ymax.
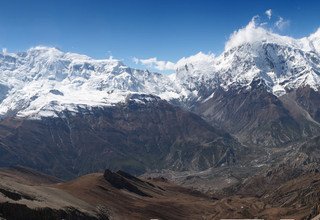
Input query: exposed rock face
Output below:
<box><xmin>195</xmin><ymin>79</ymin><xmax>302</xmax><ymax>147</ymax></box>
<box><xmin>103</xmin><ymin>169</ymin><xmax>150</xmax><ymax>197</ymax></box>
<box><xmin>0</xmin><ymin>96</ymin><xmax>246</xmax><ymax>179</ymax></box>
<box><xmin>294</xmin><ymin>86</ymin><xmax>320</xmax><ymax>123</ymax></box>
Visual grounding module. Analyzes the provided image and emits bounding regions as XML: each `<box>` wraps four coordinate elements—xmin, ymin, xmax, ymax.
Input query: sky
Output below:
<box><xmin>0</xmin><ymin>0</ymin><xmax>320</xmax><ymax>72</ymax></box>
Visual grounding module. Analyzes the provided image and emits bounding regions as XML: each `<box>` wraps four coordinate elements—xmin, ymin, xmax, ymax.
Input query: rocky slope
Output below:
<box><xmin>0</xmin><ymin>94</ymin><xmax>246</xmax><ymax>179</ymax></box>
<box><xmin>1</xmin><ymin>167</ymin><xmax>319</xmax><ymax>220</ymax></box>
<box><xmin>194</xmin><ymin>79</ymin><xmax>302</xmax><ymax>147</ymax></box>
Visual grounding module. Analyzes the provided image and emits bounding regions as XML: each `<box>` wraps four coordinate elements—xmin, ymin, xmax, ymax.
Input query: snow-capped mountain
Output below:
<box><xmin>0</xmin><ymin>46</ymin><xmax>182</xmax><ymax>118</ymax></box>
<box><xmin>176</xmin><ymin>22</ymin><xmax>320</xmax><ymax>147</ymax></box>
<box><xmin>0</xmin><ymin>21</ymin><xmax>320</xmax><ymax>118</ymax></box>
<box><xmin>174</xmin><ymin>21</ymin><xmax>320</xmax><ymax>98</ymax></box>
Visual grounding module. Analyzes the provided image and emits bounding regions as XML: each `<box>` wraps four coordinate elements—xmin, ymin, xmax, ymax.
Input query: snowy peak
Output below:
<box><xmin>224</xmin><ymin>18</ymin><xmax>320</xmax><ymax>53</ymax></box>
<box><xmin>224</xmin><ymin>19</ymin><xmax>293</xmax><ymax>51</ymax></box>
<box><xmin>0</xmin><ymin>46</ymin><xmax>125</xmax><ymax>83</ymax></box>
<box><xmin>173</xmin><ymin>52</ymin><xmax>217</xmax><ymax>97</ymax></box>
<box><xmin>0</xmin><ymin>47</ymin><xmax>183</xmax><ymax>118</ymax></box>
<box><xmin>215</xmin><ymin>40</ymin><xmax>320</xmax><ymax>94</ymax></box>
<box><xmin>305</xmin><ymin>28</ymin><xmax>320</xmax><ymax>53</ymax></box>
<box><xmin>174</xmin><ymin>22</ymin><xmax>320</xmax><ymax>98</ymax></box>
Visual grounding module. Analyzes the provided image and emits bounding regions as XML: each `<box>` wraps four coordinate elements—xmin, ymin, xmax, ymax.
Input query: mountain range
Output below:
<box><xmin>1</xmin><ymin>21</ymin><xmax>320</xmax><ymax>219</ymax></box>
<box><xmin>0</xmin><ymin>21</ymin><xmax>320</xmax><ymax>119</ymax></box>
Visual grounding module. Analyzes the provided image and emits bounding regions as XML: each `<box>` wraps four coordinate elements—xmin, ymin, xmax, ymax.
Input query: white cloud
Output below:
<box><xmin>2</xmin><ymin>48</ymin><xmax>7</xmax><ymax>54</ymax></box>
<box><xmin>175</xmin><ymin>52</ymin><xmax>215</xmax><ymax>68</ymax></box>
<box><xmin>224</xmin><ymin>15</ymin><xmax>296</xmax><ymax>51</ymax></box>
<box><xmin>265</xmin><ymin>9</ymin><xmax>272</xmax><ymax>19</ymax></box>
<box><xmin>133</xmin><ymin>52</ymin><xmax>215</xmax><ymax>72</ymax></box>
<box><xmin>225</xmin><ymin>16</ymin><xmax>269</xmax><ymax>50</ymax></box>
<box><xmin>275</xmin><ymin>17</ymin><xmax>290</xmax><ymax>31</ymax></box>
<box><xmin>133</xmin><ymin>57</ymin><xmax>176</xmax><ymax>71</ymax></box>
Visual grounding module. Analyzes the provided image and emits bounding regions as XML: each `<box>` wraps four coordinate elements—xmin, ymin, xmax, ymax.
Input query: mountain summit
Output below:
<box><xmin>0</xmin><ymin>46</ymin><xmax>180</xmax><ymax>118</ymax></box>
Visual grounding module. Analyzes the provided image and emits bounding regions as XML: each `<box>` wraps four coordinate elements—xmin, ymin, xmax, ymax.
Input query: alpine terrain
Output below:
<box><xmin>1</xmin><ymin>18</ymin><xmax>320</xmax><ymax>219</ymax></box>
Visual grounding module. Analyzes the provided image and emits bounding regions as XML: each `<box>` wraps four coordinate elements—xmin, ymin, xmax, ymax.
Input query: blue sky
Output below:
<box><xmin>0</xmin><ymin>0</ymin><xmax>319</xmax><ymax>72</ymax></box>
